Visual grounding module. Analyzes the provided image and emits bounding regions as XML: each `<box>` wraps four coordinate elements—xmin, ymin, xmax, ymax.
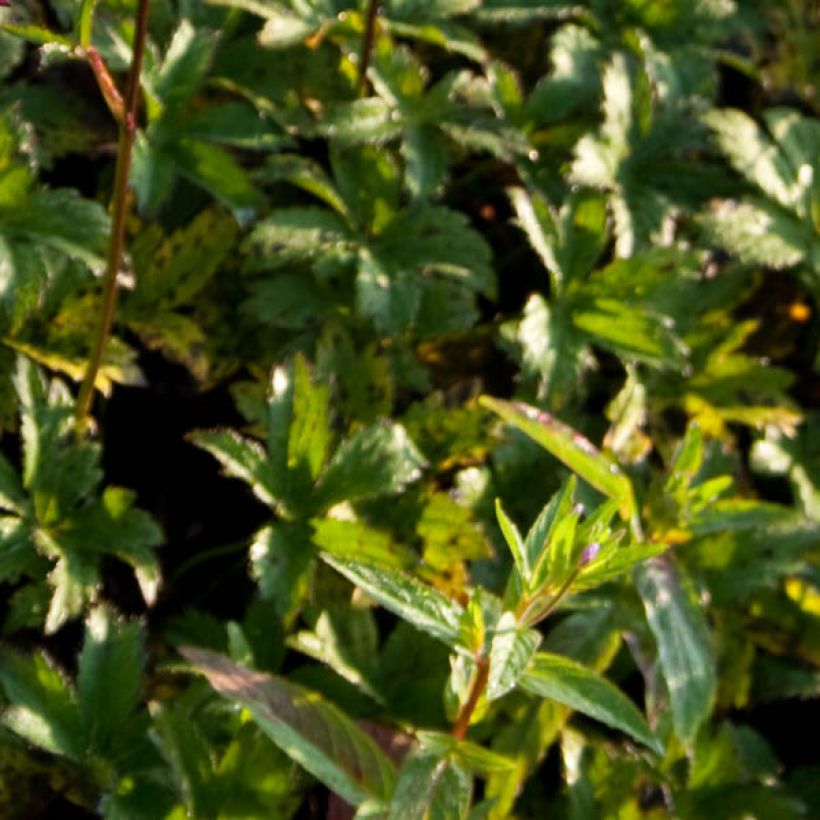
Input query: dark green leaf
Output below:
<box><xmin>520</xmin><ymin>652</ymin><xmax>662</xmax><ymax>753</ymax></box>
<box><xmin>635</xmin><ymin>558</ymin><xmax>716</xmax><ymax>744</ymax></box>
<box><xmin>321</xmin><ymin>555</ymin><xmax>464</xmax><ymax>647</ymax></box>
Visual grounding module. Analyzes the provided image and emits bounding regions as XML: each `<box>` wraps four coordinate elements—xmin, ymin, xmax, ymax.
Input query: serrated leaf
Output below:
<box><xmin>635</xmin><ymin>558</ymin><xmax>716</xmax><ymax>744</ymax></box>
<box><xmin>313</xmin><ymin>422</ymin><xmax>426</xmax><ymax>510</ymax></box>
<box><xmin>244</xmin><ymin>207</ymin><xmax>350</xmax><ymax>271</ymax></box>
<box><xmin>520</xmin><ymin>652</ymin><xmax>662</xmax><ymax>753</ymax></box>
<box><xmin>320</xmin><ymin>98</ymin><xmax>402</xmax><ymax>146</ymax></box>
<box><xmin>287</xmin><ymin>354</ymin><xmax>331</xmax><ymax>492</ymax></box>
<box><xmin>702</xmin><ymin>108</ymin><xmax>800</xmax><ymax>212</ymax></box>
<box><xmin>171</xmin><ymin>138</ymin><xmax>260</xmax><ymax>215</ymax></box>
<box><xmin>700</xmin><ymin>198</ymin><xmax>808</xmax><ymax>270</ymax></box>
<box><xmin>480</xmin><ymin>397</ymin><xmax>637</xmax><ymax>523</ymax></box>
<box><xmin>373</xmin><ymin>206</ymin><xmax>495</xmax><ymax>298</ymax></box>
<box><xmin>190</xmin><ymin>429</ymin><xmax>277</xmax><ymax>507</ymax></box>
<box><xmin>152</xmin><ymin>19</ymin><xmax>215</xmax><ymax>116</ymax></box>
<box><xmin>487</xmin><ymin>612</ymin><xmax>541</xmax><ymax>700</ymax></box>
<box><xmin>313</xmin><ymin>517</ymin><xmax>414</xmax><ymax>568</ymax></box>
<box><xmin>418</xmin><ymin>493</ymin><xmax>490</xmax><ymax>572</ymax></box>
<box><xmin>388</xmin><ymin>750</ymin><xmax>471</xmax><ymax>820</ymax></box>
<box><xmin>76</xmin><ymin>605</ymin><xmax>143</xmax><ymax>753</ymax></box>
<box><xmin>321</xmin><ymin>555</ymin><xmax>464</xmax><ymax>647</ymax></box>
<box><xmin>250</xmin><ymin>523</ymin><xmax>314</xmax><ymax>620</ymax></box>
<box><xmin>181</xmin><ymin>647</ymin><xmax>397</xmax><ymax>806</ymax></box>
<box><xmin>0</xmin><ymin>649</ymin><xmax>83</xmax><ymax>758</ymax></box>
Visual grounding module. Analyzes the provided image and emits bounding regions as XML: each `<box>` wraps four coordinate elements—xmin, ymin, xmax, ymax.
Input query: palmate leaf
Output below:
<box><xmin>181</xmin><ymin>647</ymin><xmax>397</xmax><ymax>807</ymax></box>
<box><xmin>372</xmin><ymin>206</ymin><xmax>495</xmax><ymax>298</ymax></box>
<box><xmin>313</xmin><ymin>421</ymin><xmax>426</xmax><ymax>510</ymax></box>
<box><xmin>321</xmin><ymin>555</ymin><xmax>464</xmax><ymax>647</ymax></box>
<box><xmin>635</xmin><ymin>558</ymin><xmax>716</xmax><ymax>744</ymax></box>
<box><xmin>520</xmin><ymin>653</ymin><xmax>662</xmax><ymax>753</ymax></box>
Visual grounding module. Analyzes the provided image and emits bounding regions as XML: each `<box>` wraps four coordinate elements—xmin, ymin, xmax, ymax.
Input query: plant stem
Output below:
<box><xmin>516</xmin><ymin>565</ymin><xmax>582</xmax><ymax>628</ymax></box>
<box><xmin>452</xmin><ymin>657</ymin><xmax>489</xmax><ymax>741</ymax></box>
<box><xmin>75</xmin><ymin>0</ymin><xmax>151</xmax><ymax>431</ymax></box>
<box><xmin>357</xmin><ymin>0</ymin><xmax>380</xmax><ymax>95</ymax></box>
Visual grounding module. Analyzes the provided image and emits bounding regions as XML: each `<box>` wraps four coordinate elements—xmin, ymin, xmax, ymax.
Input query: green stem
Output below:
<box><xmin>517</xmin><ymin>565</ymin><xmax>583</xmax><ymax>629</ymax></box>
<box><xmin>357</xmin><ymin>0</ymin><xmax>380</xmax><ymax>95</ymax></box>
<box><xmin>75</xmin><ymin>0</ymin><xmax>151</xmax><ymax>431</ymax></box>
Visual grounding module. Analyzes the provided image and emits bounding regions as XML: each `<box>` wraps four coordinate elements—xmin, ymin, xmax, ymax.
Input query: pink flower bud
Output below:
<box><xmin>579</xmin><ymin>542</ymin><xmax>601</xmax><ymax>567</ymax></box>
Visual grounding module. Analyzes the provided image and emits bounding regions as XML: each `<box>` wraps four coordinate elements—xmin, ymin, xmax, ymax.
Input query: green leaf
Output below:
<box><xmin>418</xmin><ymin>493</ymin><xmax>491</xmax><ymax>571</ymax></box>
<box><xmin>76</xmin><ymin>605</ymin><xmax>143</xmax><ymax>754</ymax></box>
<box><xmin>149</xmin><ymin>701</ymin><xmax>215</xmax><ymax>816</ymax></box>
<box><xmin>702</xmin><ymin>108</ymin><xmax>801</xmax><ymax>212</ymax></box>
<box><xmin>388</xmin><ymin>750</ymin><xmax>472</xmax><ymax>820</ymax></box>
<box><xmin>250</xmin><ymin>523</ymin><xmax>314</xmax><ymax>620</ymax></box>
<box><xmin>319</xmin><ymin>98</ymin><xmax>402</xmax><ymax>146</ymax></box>
<box><xmin>171</xmin><ymin>138</ymin><xmax>260</xmax><ymax>215</ymax></box>
<box><xmin>522</xmin><ymin>478</ymin><xmax>576</xmax><ymax>582</ymax></box>
<box><xmin>635</xmin><ymin>558</ymin><xmax>716</xmax><ymax>744</ymax></box>
<box><xmin>287</xmin><ymin>353</ymin><xmax>331</xmax><ymax>494</ymax></box>
<box><xmin>190</xmin><ymin>429</ymin><xmax>277</xmax><ymax>508</ymax></box>
<box><xmin>313</xmin><ymin>422</ymin><xmax>426</xmax><ymax>510</ymax></box>
<box><xmin>373</xmin><ymin>206</ymin><xmax>495</xmax><ymax>298</ymax></box>
<box><xmin>11</xmin><ymin>188</ymin><xmax>109</xmax><ymax>267</ymax></box>
<box><xmin>486</xmin><ymin>612</ymin><xmax>541</xmax><ymax>700</ymax></box>
<box><xmin>1</xmin><ymin>24</ymin><xmax>74</xmax><ymax>49</ymax></box>
<box><xmin>244</xmin><ymin>207</ymin><xmax>350</xmax><ymax>271</ymax></box>
<box><xmin>0</xmin><ymin>649</ymin><xmax>83</xmax><ymax>758</ymax></box>
<box><xmin>520</xmin><ymin>652</ymin><xmax>662</xmax><ymax>753</ymax></box>
<box><xmin>494</xmin><ymin>499</ymin><xmax>528</xmax><ymax>582</ymax></box>
<box><xmin>152</xmin><ymin>19</ymin><xmax>215</xmax><ymax>116</ymax></box>
<box><xmin>180</xmin><ymin>102</ymin><xmax>293</xmax><ymax>151</ymax></box>
<box><xmin>181</xmin><ymin>647</ymin><xmax>397</xmax><ymax>807</ymax></box>
<box><xmin>699</xmin><ymin>198</ymin><xmax>808</xmax><ymax>270</ymax></box>
<box><xmin>480</xmin><ymin>397</ymin><xmax>637</xmax><ymax>523</ymax></box>
<box><xmin>312</xmin><ymin>518</ymin><xmax>414</xmax><ymax>568</ymax></box>
<box><xmin>321</xmin><ymin>555</ymin><xmax>464</xmax><ymax>647</ymax></box>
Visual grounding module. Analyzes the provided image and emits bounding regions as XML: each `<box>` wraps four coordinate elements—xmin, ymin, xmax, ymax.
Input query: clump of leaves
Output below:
<box><xmin>0</xmin><ymin>358</ymin><xmax>162</xmax><ymax>633</ymax></box>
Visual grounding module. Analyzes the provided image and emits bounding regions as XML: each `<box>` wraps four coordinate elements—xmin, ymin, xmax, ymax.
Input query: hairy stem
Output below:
<box><xmin>75</xmin><ymin>0</ymin><xmax>151</xmax><ymax>430</ymax></box>
<box><xmin>452</xmin><ymin>657</ymin><xmax>490</xmax><ymax>741</ymax></box>
<box><xmin>357</xmin><ymin>0</ymin><xmax>380</xmax><ymax>95</ymax></box>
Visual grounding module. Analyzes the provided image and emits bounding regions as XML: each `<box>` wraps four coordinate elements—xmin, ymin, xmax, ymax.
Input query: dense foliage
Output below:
<box><xmin>0</xmin><ymin>0</ymin><xmax>818</xmax><ymax>816</ymax></box>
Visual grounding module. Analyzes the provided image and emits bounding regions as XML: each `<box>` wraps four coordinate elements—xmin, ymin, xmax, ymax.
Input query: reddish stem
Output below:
<box><xmin>452</xmin><ymin>658</ymin><xmax>490</xmax><ymax>741</ymax></box>
<box><xmin>75</xmin><ymin>0</ymin><xmax>151</xmax><ymax>430</ymax></box>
